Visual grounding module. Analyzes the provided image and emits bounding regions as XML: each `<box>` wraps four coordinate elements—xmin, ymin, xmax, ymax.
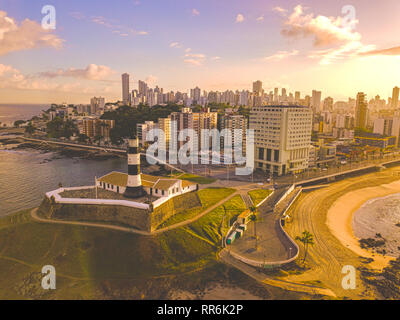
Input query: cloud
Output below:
<box><xmin>360</xmin><ymin>46</ymin><xmax>400</xmax><ymax>57</ymax></box>
<box><xmin>183</xmin><ymin>53</ymin><xmax>206</xmax><ymax>66</ymax></box>
<box><xmin>184</xmin><ymin>53</ymin><xmax>206</xmax><ymax>59</ymax></box>
<box><xmin>39</xmin><ymin>64</ymin><xmax>115</xmax><ymax>81</ymax></box>
<box><xmin>0</xmin><ymin>63</ymin><xmax>85</xmax><ymax>92</ymax></box>
<box><xmin>0</xmin><ymin>11</ymin><xmax>63</xmax><ymax>56</ymax></box>
<box><xmin>185</xmin><ymin>48</ymin><xmax>192</xmax><ymax>53</ymax></box>
<box><xmin>73</xmin><ymin>14</ymin><xmax>148</xmax><ymax>37</ymax></box>
<box><xmin>281</xmin><ymin>5</ymin><xmax>360</xmax><ymax>47</ymax></box>
<box><xmin>256</xmin><ymin>16</ymin><xmax>264</xmax><ymax>22</ymax></box>
<box><xmin>192</xmin><ymin>9</ymin><xmax>200</xmax><ymax>16</ymax></box>
<box><xmin>145</xmin><ymin>75</ymin><xmax>158</xmax><ymax>86</ymax></box>
<box><xmin>272</xmin><ymin>6</ymin><xmax>287</xmax><ymax>15</ymax></box>
<box><xmin>308</xmin><ymin>41</ymin><xmax>375</xmax><ymax>65</ymax></box>
<box><xmin>170</xmin><ymin>42</ymin><xmax>182</xmax><ymax>48</ymax></box>
<box><xmin>211</xmin><ymin>56</ymin><xmax>221</xmax><ymax>61</ymax></box>
<box><xmin>263</xmin><ymin>50</ymin><xmax>299</xmax><ymax>61</ymax></box>
<box><xmin>236</xmin><ymin>14</ymin><xmax>244</xmax><ymax>23</ymax></box>
<box><xmin>184</xmin><ymin>59</ymin><xmax>203</xmax><ymax>66</ymax></box>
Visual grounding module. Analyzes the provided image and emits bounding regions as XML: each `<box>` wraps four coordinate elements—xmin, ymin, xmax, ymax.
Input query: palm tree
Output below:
<box><xmin>296</xmin><ymin>230</ymin><xmax>314</xmax><ymax>263</ymax></box>
<box><xmin>249</xmin><ymin>206</ymin><xmax>258</xmax><ymax>249</ymax></box>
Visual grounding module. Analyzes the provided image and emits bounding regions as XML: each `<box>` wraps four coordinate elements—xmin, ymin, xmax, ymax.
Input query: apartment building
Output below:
<box><xmin>250</xmin><ymin>105</ymin><xmax>313</xmax><ymax>176</ymax></box>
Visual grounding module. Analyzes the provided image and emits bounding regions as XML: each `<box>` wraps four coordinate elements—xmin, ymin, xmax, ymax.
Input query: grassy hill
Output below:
<box><xmin>0</xmin><ymin>207</ymin><xmax>307</xmax><ymax>300</ymax></box>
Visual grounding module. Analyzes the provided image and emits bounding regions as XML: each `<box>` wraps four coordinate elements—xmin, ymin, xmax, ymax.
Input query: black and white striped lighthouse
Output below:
<box><xmin>124</xmin><ymin>138</ymin><xmax>145</xmax><ymax>198</ymax></box>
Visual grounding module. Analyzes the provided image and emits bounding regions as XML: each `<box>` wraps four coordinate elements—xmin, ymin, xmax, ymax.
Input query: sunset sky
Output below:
<box><xmin>0</xmin><ymin>0</ymin><xmax>400</xmax><ymax>104</ymax></box>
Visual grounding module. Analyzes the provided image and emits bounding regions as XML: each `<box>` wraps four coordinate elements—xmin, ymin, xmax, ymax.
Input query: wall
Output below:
<box><xmin>38</xmin><ymin>197</ymin><xmax>152</xmax><ymax>231</ymax></box>
<box><xmin>151</xmin><ymin>191</ymin><xmax>201</xmax><ymax>231</ymax></box>
<box><xmin>39</xmin><ymin>185</ymin><xmax>201</xmax><ymax>232</ymax></box>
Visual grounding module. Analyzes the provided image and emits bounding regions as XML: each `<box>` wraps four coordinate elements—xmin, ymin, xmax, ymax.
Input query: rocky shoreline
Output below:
<box><xmin>0</xmin><ymin>135</ymin><xmax>123</xmax><ymax>161</ymax></box>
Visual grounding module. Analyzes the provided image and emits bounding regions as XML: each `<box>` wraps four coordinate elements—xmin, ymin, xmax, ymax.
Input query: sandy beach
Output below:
<box><xmin>326</xmin><ymin>180</ymin><xmax>400</xmax><ymax>270</ymax></box>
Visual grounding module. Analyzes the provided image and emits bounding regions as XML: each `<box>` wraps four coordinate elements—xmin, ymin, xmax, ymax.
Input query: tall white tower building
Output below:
<box><xmin>122</xmin><ymin>73</ymin><xmax>130</xmax><ymax>105</ymax></box>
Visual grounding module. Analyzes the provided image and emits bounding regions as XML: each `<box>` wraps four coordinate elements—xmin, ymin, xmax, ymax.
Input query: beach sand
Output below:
<box><xmin>326</xmin><ymin>180</ymin><xmax>400</xmax><ymax>270</ymax></box>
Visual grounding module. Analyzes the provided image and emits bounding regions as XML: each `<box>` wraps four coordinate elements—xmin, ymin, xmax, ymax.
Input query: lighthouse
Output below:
<box><xmin>124</xmin><ymin>138</ymin><xmax>145</xmax><ymax>198</ymax></box>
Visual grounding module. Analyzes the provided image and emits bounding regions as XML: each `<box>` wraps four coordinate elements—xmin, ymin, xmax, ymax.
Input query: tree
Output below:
<box><xmin>46</xmin><ymin>117</ymin><xmax>78</xmax><ymax>139</ymax></box>
<box><xmin>77</xmin><ymin>134</ymin><xmax>89</xmax><ymax>143</ymax></box>
<box><xmin>101</xmin><ymin>104</ymin><xmax>181</xmax><ymax>144</ymax></box>
<box><xmin>249</xmin><ymin>206</ymin><xmax>258</xmax><ymax>249</ymax></box>
<box><xmin>25</xmin><ymin>122</ymin><xmax>36</xmax><ymax>135</ymax></box>
<box><xmin>14</xmin><ymin>120</ymin><xmax>26</xmax><ymax>128</ymax></box>
<box><xmin>296</xmin><ymin>230</ymin><xmax>315</xmax><ymax>263</ymax></box>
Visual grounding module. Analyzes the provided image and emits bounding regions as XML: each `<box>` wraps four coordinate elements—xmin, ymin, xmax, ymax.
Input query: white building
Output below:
<box><xmin>122</xmin><ymin>73</ymin><xmax>130</xmax><ymax>105</ymax></box>
<box><xmin>250</xmin><ymin>105</ymin><xmax>313</xmax><ymax>176</ymax></box>
<box><xmin>97</xmin><ymin>172</ymin><xmax>197</xmax><ymax>198</ymax></box>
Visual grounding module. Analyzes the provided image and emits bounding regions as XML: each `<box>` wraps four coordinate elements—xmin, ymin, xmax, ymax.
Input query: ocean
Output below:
<box><xmin>0</xmin><ymin>104</ymin><xmax>49</xmax><ymax>127</ymax></box>
<box><xmin>353</xmin><ymin>193</ymin><xmax>400</xmax><ymax>257</ymax></box>
<box><xmin>0</xmin><ymin>147</ymin><xmax>127</xmax><ymax>216</ymax></box>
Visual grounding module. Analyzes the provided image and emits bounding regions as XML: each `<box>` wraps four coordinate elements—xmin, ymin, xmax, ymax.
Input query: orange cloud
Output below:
<box><xmin>0</xmin><ymin>11</ymin><xmax>63</xmax><ymax>56</ymax></box>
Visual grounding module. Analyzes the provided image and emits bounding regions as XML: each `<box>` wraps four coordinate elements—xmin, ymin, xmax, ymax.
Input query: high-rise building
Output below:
<box><xmin>220</xmin><ymin>114</ymin><xmax>248</xmax><ymax>157</ymax></box>
<box><xmin>274</xmin><ymin>88</ymin><xmax>279</xmax><ymax>103</ymax></box>
<box><xmin>190</xmin><ymin>87</ymin><xmax>201</xmax><ymax>104</ymax></box>
<box><xmin>250</xmin><ymin>105</ymin><xmax>313</xmax><ymax>176</ymax></box>
<box><xmin>90</xmin><ymin>96</ymin><xmax>105</xmax><ymax>115</ymax></box>
<box><xmin>311</xmin><ymin>90</ymin><xmax>322</xmax><ymax>113</ymax></box>
<box><xmin>323</xmin><ymin>97</ymin><xmax>334</xmax><ymax>112</ymax></box>
<box><xmin>79</xmin><ymin>119</ymin><xmax>115</xmax><ymax>140</ymax></box>
<box><xmin>355</xmin><ymin>92</ymin><xmax>368</xmax><ymax>129</ymax></box>
<box><xmin>138</xmin><ymin>80</ymin><xmax>148</xmax><ymax>97</ymax></box>
<box><xmin>252</xmin><ymin>80</ymin><xmax>263</xmax><ymax>96</ymax></box>
<box><xmin>373</xmin><ymin>118</ymin><xmax>393</xmax><ymax>136</ymax></box>
<box><xmin>391</xmin><ymin>86</ymin><xmax>399</xmax><ymax>109</ymax></box>
<box><xmin>122</xmin><ymin>73</ymin><xmax>130</xmax><ymax>105</ymax></box>
<box><xmin>295</xmin><ymin>91</ymin><xmax>301</xmax><ymax>104</ymax></box>
<box><xmin>158</xmin><ymin>117</ymin><xmax>171</xmax><ymax>151</ymax></box>
<box><xmin>137</xmin><ymin>121</ymin><xmax>156</xmax><ymax>148</ymax></box>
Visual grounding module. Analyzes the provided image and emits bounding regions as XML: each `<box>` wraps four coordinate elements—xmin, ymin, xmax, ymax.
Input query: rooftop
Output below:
<box><xmin>98</xmin><ymin>172</ymin><xmax>197</xmax><ymax>191</ymax></box>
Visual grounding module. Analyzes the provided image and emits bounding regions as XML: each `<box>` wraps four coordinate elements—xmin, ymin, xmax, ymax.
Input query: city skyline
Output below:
<box><xmin>0</xmin><ymin>0</ymin><xmax>400</xmax><ymax>104</ymax></box>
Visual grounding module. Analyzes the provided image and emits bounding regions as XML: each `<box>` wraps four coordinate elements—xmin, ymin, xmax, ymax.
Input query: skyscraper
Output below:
<box><xmin>90</xmin><ymin>96</ymin><xmax>105</xmax><ymax>115</ymax></box>
<box><xmin>122</xmin><ymin>73</ymin><xmax>130</xmax><ymax>105</ymax></box>
<box><xmin>190</xmin><ymin>87</ymin><xmax>201</xmax><ymax>104</ymax></box>
<box><xmin>295</xmin><ymin>91</ymin><xmax>301</xmax><ymax>104</ymax></box>
<box><xmin>252</xmin><ymin>80</ymin><xmax>263</xmax><ymax>96</ymax></box>
<box><xmin>355</xmin><ymin>92</ymin><xmax>368</xmax><ymax>129</ymax></box>
<box><xmin>323</xmin><ymin>97</ymin><xmax>334</xmax><ymax>112</ymax></box>
<box><xmin>311</xmin><ymin>90</ymin><xmax>322</xmax><ymax>113</ymax></box>
<box><xmin>138</xmin><ymin>80</ymin><xmax>148</xmax><ymax>96</ymax></box>
<box><xmin>391</xmin><ymin>86</ymin><xmax>399</xmax><ymax>109</ymax></box>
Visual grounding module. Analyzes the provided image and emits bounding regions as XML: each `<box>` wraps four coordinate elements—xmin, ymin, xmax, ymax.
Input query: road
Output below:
<box><xmin>219</xmin><ymin>249</ymin><xmax>336</xmax><ymax>297</ymax></box>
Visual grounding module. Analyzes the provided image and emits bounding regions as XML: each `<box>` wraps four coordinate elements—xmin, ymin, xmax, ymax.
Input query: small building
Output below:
<box><xmin>97</xmin><ymin>172</ymin><xmax>197</xmax><ymax>198</ymax></box>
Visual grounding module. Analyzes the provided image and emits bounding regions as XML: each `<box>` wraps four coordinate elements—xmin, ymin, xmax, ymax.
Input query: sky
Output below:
<box><xmin>0</xmin><ymin>0</ymin><xmax>400</xmax><ymax>104</ymax></box>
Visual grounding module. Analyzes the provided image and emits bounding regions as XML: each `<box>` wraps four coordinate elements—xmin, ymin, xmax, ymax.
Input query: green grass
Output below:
<box><xmin>186</xmin><ymin>195</ymin><xmax>247</xmax><ymax>246</ymax></box>
<box><xmin>0</xmin><ymin>209</ymin><xmax>218</xmax><ymax>299</ymax></box>
<box><xmin>0</xmin><ymin>201</ymin><xmax>308</xmax><ymax>300</ymax></box>
<box><xmin>248</xmin><ymin>189</ymin><xmax>273</xmax><ymax>206</ymax></box>
<box><xmin>179</xmin><ymin>174</ymin><xmax>217</xmax><ymax>185</ymax></box>
<box><xmin>157</xmin><ymin>188</ymin><xmax>235</xmax><ymax>229</ymax></box>
<box><xmin>0</xmin><ymin>195</ymin><xmax>243</xmax><ymax>299</ymax></box>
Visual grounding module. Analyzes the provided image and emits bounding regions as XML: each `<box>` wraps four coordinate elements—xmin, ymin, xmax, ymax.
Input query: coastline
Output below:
<box><xmin>326</xmin><ymin>179</ymin><xmax>400</xmax><ymax>270</ymax></box>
